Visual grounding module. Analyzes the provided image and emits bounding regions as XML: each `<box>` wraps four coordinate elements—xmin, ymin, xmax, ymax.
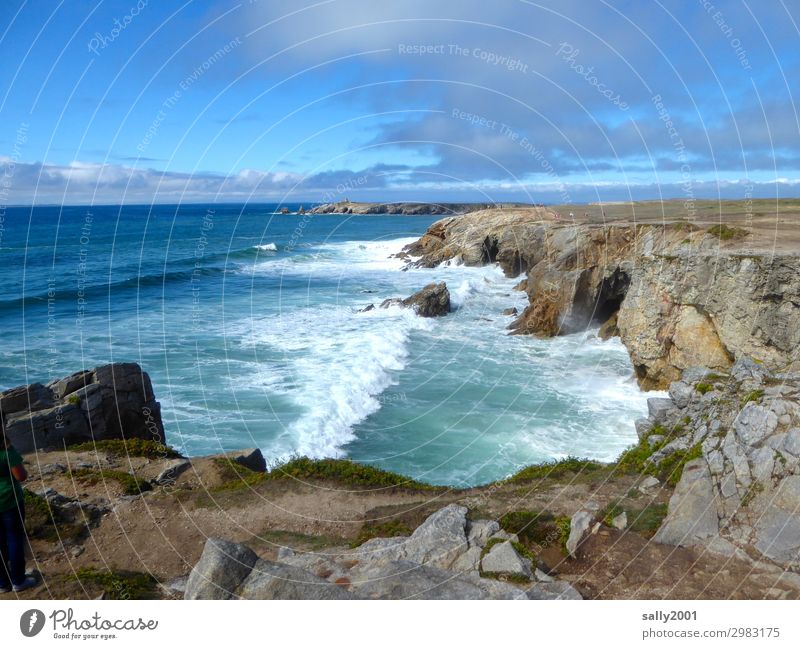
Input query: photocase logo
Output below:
<box><xmin>20</xmin><ymin>609</ymin><xmax>46</xmax><ymax>637</ymax></box>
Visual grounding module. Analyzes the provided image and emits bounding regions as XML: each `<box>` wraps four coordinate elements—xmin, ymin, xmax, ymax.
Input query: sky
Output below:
<box><xmin>0</xmin><ymin>0</ymin><xmax>799</xmax><ymax>205</ymax></box>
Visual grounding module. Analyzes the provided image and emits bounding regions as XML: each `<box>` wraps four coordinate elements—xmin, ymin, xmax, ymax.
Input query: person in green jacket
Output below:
<box><xmin>0</xmin><ymin>417</ymin><xmax>36</xmax><ymax>593</ymax></box>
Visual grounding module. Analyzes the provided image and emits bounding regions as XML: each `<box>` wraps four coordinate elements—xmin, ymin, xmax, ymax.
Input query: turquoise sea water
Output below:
<box><xmin>0</xmin><ymin>204</ymin><xmax>651</xmax><ymax>486</ymax></box>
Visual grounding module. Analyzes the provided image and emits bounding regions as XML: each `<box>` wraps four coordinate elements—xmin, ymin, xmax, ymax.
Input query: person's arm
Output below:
<box><xmin>11</xmin><ymin>464</ymin><xmax>27</xmax><ymax>482</ymax></box>
<box><xmin>7</xmin><ymin>447</ymin><xmax>27</xmax><ymax>482</ymax></box>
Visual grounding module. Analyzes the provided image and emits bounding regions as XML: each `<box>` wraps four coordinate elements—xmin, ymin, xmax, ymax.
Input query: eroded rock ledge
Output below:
<box><xmin>400</xmin><ymin>208</ymin><xmax>800</xmax><ymax>389</ymax></box>
<box><xmin>0</xmin><ymin>363</ymin><xmax>165</xmax><ymax>453</ymax></box>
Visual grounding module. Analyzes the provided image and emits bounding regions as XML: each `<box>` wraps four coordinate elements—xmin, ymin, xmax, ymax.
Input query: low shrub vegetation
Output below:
<box><xmin>600</xmin><ymin>500</ymin><xmax>668</xmax><ymax>538</ymax></box>
<box><xmin>264</xmin><ymin>457</ymin><xmax>438</xmax><ymax>490</ymax></box>
<box><xmin>695</xmin><ymin>382</ymin><xmax>714</xmax><ymax>394</ymax></box>
<box><xmin>707</xmin><ymin>224</ymin><xmax>748</xmax><ymax>240</ymax></box>
<box><xmin>24</xmin><ymin>490</ymin><xmax>87</xmax><ymax>543</ymax></box>
<box><xmin>68</xmin><ymin>568</ymin><xmax>158</xmax><ymax>599</ymax></box>
<box><xmin>68</xmin><ymin>438</ymin><xmax>182</xmax><ymax>459</ymax></box>
<box><xmin>498</xmin><ymin>510</ymin><xmax>565</xmax><ymax>552</ymax></box>
<box><xmin>741</xmin><ymin>389</ymin><xmax>765</xmax><ymax>406</ymax></box>
<box><xmin>504</xmin><ymin>457</ymin><xmax>605</xmax><ymax>483</ymax></box>
<box><xmin>72</xmin><ymin>468</ymin><xmax>151</xmax><ymax>496</ymax></box>
<box><xmin>350</xmin><ymin>520</ymin><xmax>413</xmax><ymax>548</ymax></box>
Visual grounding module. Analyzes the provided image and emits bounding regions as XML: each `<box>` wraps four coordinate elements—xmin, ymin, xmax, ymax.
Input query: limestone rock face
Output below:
<box><xmin>654</xmin><ymin>459</ymin><xmax>719</xmax><ymax>546</ymax></box>
<box><xmin>1</xmin><ymin>363</ymin><xmax>165</xmax><ymax>453</ymax></box>
<box><xmin>184</xmin><ymin>538</ymin><xmax>259</xmax><ymax>600</ymax></box>
<box><xmin>642</xmin><ymin>358</ymin><xmax>800</xmax><ymax>571</ymax></box>
<box><xmin>401</xmin><ymin>210</ymin><xmax>800</xmax><ymax>388</ymax></box>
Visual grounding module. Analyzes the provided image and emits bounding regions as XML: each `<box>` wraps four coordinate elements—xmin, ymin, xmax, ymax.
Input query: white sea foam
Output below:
<box><xmin>237</xmin><ymin>302</ymin><xmax>433</xmax><ymax>459</ymax></box>
<box><xmin>254</xmin><ymin>242</ymin><xmax>278</xmax><ymax>251</ymax></box>
<box><xmin>250</xmin><ymin>237</ymin><xmax>418</xmax><ymax>276</ymax></box>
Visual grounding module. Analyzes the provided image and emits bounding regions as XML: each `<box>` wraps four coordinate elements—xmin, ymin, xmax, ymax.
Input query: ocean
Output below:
<box><xmin>0</xmin><ymin>203</ymin><xmax>652</xmax><ymax>486</ymax></box>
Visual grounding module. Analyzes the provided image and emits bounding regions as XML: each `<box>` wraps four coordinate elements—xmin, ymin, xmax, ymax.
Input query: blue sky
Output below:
<box><xmin>1</xmin><ymin>0</ymin><xmax>799</xmax><ymax>204</ymax></box>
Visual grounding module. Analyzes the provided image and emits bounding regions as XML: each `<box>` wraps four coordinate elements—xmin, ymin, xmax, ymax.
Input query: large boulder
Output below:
<box><xmin>238</xmin><ymin>560</ymin><xmax>355</xmax><ymax>600</ymax></box>
<box><xmin>480</xmin><ymin>541</ymin><xmax>532</xmax><ymax>580</ymax></box>
<box><xmin>733</xmin><ymin>403</ymin><xmax>779</xmax><ymax>446</ymax></box>
<box><xmin>224</xmin><ymin>448</ymin><xmax>267</xmax><ymax>473</ymax></box>
<box><xmin>525</xmin><ymin>581</ymin><xmax>583</xmax><ymax>600</ymax></box>
<box><xmin>402</xmin><ymin>282</ymin><xmax>451</xmax><ymax>317</ymax></box>
<box><xmin>184</xmin><ymin>506</ymin><xmax>584</xmax><ymax>600</ymax></box>
<box><xmin>753</xmin><ymin>476</ymin><xmax>800</xmax><ymax>566</ymax></box>
<box><xmin>654</xmin><ymin>459</ymin><xmax>719</xmax><ymax>546</ymax></box>
<box><xmin>354</xmin><ymin>504</ymin><xmax>469</xmax><ymax>570</ymax></box>
<box><xmin>566</xmin><ymin>510</ymin><xmax>595</xmax><ymax>558</ymax></box>
<box><xmin>0</xmin><ymin>363</ymin><xmax>165</xmax><ymax>453</ymax></box>
<box><xmin>184</xmin><ymin>538</ymin><xmax>259</xmax><ymax>600</ymax></box>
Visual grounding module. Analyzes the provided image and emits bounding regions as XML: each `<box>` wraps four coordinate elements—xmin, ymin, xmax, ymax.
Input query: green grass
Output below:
<box><xmin>66</xmin><ymin>394</ymin><xmax>80</xmax><ymax>405</ymax></box>
<box><xmin>740</xmin><ymin>389</ymin><xmax>765</xmax><ymax>406</ymax></box>
<box><xmin>211</xmin><ymin>458</ymin><xmax>267</xmax><ymax>491</ymax></box>
<box><xmin>627</xmin><ymin>504</ymin><xmax>669</xmax><ymax>538</ymax></box>
<box><xmin>614</xmin><ymin>426</ymin><xmax>701</xmax><ymax>487</ymax></box>
<box><xmin>707</xmin><ymin>224</ymin><xmax>748</xmax><ymax>240</ymax></box>
<box><xmin>68</xmin><ymin>568</ymin><xmax>158</xmax><ymax>600</ymax></box>
<box><xmin>498</xmin><ymin>510</ymin><xmax>561</xmax><ymax>548</ymax></box>
<box><xmin>24</xmin><ymin>490</ymin><xmax>59</xmax><ymax>542</ymax></box>
<box><xmin>350</xmin><ymin>519</ymin><xmax>413</xmax><ymax>548</ymax></box>
<box><xmin>504</xmin><ymin>457</ymin><xmax>605</xmax><ymax>483</ymax></box>
<box><xmin>68</xmin><ymin>438</ymin><xmax>182</xmax><ymax>459</ymax></box>
<box><xmin>615</xmin><ymin>436</ymin><xmax>663</xmax><ymax>475</ymax></box>
<box><xmin>23</xmin><ymin>490</ymin><xmax>87</xmax><ymax>543</ymax></box>
<box><xmin>600</xmin><ymin>501</ymin><xmax>625</xmax><ymax>527</ymax></box>
<box><xmin>264</xmin><ymin>457</ymin><xmax>438</xmax><ymax>490</ymax></box>
<box><xmin>695</xmin><ymin>382</ymin><xmax>714</xmax><ymax>394</ymax></box>
<box><xmin>555</xmin><ymin>517</ymin><xmax>571</xmax><ymax>554</ymax></box>
<box><xmin>656</xmin><ymin>443</ymin><xmax>702</xmax><ymax>487</ymax></box>
<box><xmin>213</xmin><ymin>456</ymin><xmax>438</xmax><ymax>491</ymax></box>
<box><xmin>72</xmin><ymin>468</ymin><xmax>152</xmax><ymax>496</ymax></box>
<box><xmin>601</xmin><ymin>500</ymin><xmax>668</xmax><ymax>538</ymax></box>
<box><xmin>248</xmin><ymin>529</ymin><xmax>345</xmax><ymax>554</ymax></box>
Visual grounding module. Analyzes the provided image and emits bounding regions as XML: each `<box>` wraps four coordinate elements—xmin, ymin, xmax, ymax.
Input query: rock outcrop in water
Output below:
<box><xmin>366</xmin><ymin>282</ymin><xmax>452</xmax><ymax>317</ymax></box>
<box><xmin>185</xmin><ymin>504</ymin><xmax>581</xmax><ymax>600</ymax></box>
<box><xmin>0</xmin><ymin>363</ymin><xmax>165</xmax><ymax>453</ymax></box>
<box><xmin>402</xmin><ymin>208</ymin><xmax>800</xmax><ymax>389</ymax></box>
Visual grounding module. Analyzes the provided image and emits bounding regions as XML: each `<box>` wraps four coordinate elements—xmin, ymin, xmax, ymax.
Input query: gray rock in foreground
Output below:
<box><xmin>566</xmin><ymin>510</ymin><xmax>594</xmax><ymax>558</ymax></box>
<box><xmin>185</xmin><ymin>504</ymin><xmax>584</xmax><ymax>600</ymax></box>
<box><xmin>480</xmin><ymin>541</ymin><xmax>532</xmax><ymax>580</ymax></box>
<box><xmin>239</xmin><ymin>560</ymin><xmax>355</xmax><ymax>600</ymax></box>
<box><xmin>185</xmin><ymin>538</ymin><xmax>259</xmax><ymax>600</ymax></box>
<box><xmin>654</xmin><ymin>459</ymin><xmax>719</xmax><ymax>546</ymax></box>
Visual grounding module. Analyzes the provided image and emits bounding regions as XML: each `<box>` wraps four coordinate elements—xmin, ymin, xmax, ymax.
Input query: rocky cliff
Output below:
<box><xmin>401</xmin><ymin>207</ymin><xmax>800</xmax><ymax>389</ymax></box>
<box><xmin>400</xmin><ymin>205</ymin><xmax>800</xmax><ymax>574</ymax></box>
<box><xmin>0</xmin><ymin>363</ymin><xmax>165</xmax><ymax>453</ymax></box>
